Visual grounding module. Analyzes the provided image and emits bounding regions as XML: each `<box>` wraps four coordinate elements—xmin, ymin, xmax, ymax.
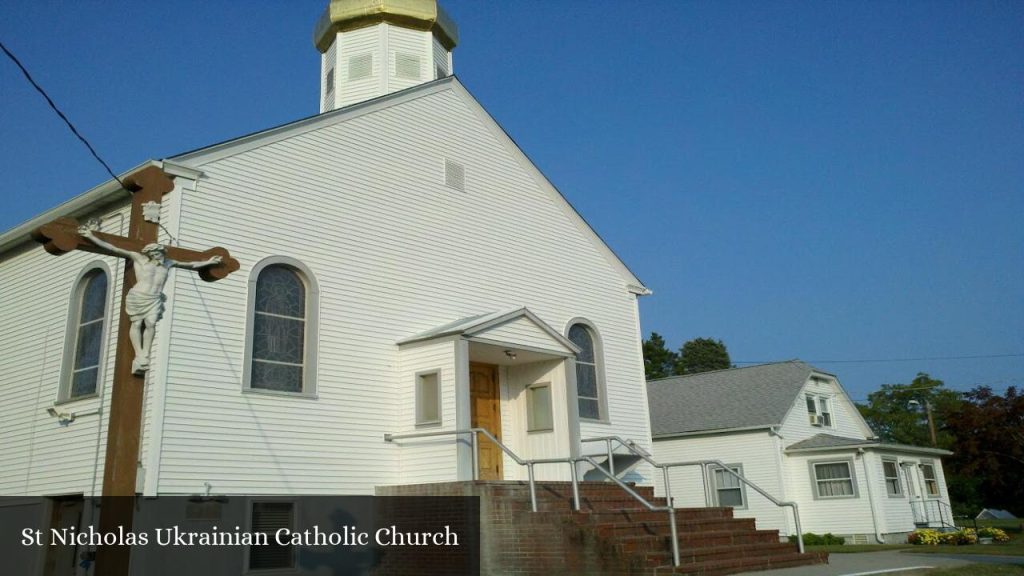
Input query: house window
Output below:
<box><xmin>416</xmin><ymin>371</ymin><xmax>441</xmax><ymax>426</ymax></box>
<box><xmin>811</xmin><ymin>460</ymin><xmax>857</xmax><ymax>498</ymax></box>
<box><xmin>245</xmin><ymin>258</ymin><xmax>318</xmax><ymax>395</ymax></box>
<box><xmin>527</xmin><ymin>383</ymin><xmax>553</xmax><ymax>432</ymax></box>
<box><xmin>710</xmin><ymin>464</ymin><xmax>746</xmax><ymax>508</ymax></box>
<box><xmin>920</xmin><ymin>463</ymin><xmax>940</xmax><ymax>497</ymax></box>
<box><xmin>568</xmin><ymin>322</ymin><xmax>604</xmax><ymax>420</ymax></box>
<box><xmin>248</xmin><ymin>501</ymin><xmax>294</xmax><ymax>571</ymax></box>
<box><xmin>806</xmin><ymin>394</ymin><xmax>833</xmax><ymax>427</ymax></box>
<box><xmin>62</xmin><ymin>267</ymin><xmax>109</xmax><ymax>400</ymax></box>
<box><xmin>883</xmin><ymin>459</ymin><xmax>903</xmax><ymax>497</ymax></box>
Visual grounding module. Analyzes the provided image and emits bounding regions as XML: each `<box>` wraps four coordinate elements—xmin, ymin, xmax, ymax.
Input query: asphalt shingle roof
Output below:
<box><xmin>785</xmin><ymin>433</ymin><xmax>869</xmax><ymax>450</ymax></box>
<box><xmin>646</xmin><ymin>360</ymin><xmax>817</xmax><ymax>436</ymax></box>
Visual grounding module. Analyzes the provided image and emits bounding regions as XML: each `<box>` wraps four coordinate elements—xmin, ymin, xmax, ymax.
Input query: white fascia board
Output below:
<box><xmin>0</xmin><ymin>159</ymin><xmax>161</xmax><ymax>255</ymax></box>
<box><xmin>785</xmin><ymin>444</ymin><xmax>953</xmax><ymax>457</ymax></box>
<box><xmin>446</xmin><ymin>79</ymin><xmax>650</xmax><ymax>296</ymax></box>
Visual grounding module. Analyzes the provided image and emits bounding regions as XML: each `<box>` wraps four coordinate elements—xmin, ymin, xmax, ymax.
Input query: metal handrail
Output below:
<box><xmin>384</xmin><ymin>428</ymin><xmax>569</xmax><ymax>514</ymax></box>
<box><xmin>582</xmin><ymin>435</ymin><xmax>805</xmax><ymax>554</ymax></box>
<box><xmin>385</xmin><ymin>429</ymin><xmax>684</xmax><ymax>567</ymax></box>
<box><xmin>910</xmin><ymin>499</ymin><xmax>956</xmax><ymax>529</ymax></box>
<box><xmin>575</xmin><ymin>455</ymin><xmax>680</xmax><ymax>567</ymax></box>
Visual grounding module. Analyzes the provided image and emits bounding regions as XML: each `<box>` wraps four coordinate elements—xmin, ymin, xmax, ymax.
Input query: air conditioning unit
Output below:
<box><xmin>810</xmin><ymin>414</ymin><xmax>824</xmax><ymax>427</ymax></box>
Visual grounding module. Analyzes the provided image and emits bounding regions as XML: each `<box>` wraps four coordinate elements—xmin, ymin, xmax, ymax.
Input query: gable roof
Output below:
<box><xmin>397</xmin><ymin>307</ymin><xmax>579</xmax><ymax>355</ymax></box>
<box><xmin>0</xmin><ymin>77</ymin><xmax>649</xmax><ymax>295</ymax></box>
<box><xmin>646</xmin><ymin>360</ymin><xmax>820</xmax><ymax>437</ymax></box>
<box><xmin>786</xmin><ymin>433</ymin><xmax>952</xmax><ymax>456</ymax></box>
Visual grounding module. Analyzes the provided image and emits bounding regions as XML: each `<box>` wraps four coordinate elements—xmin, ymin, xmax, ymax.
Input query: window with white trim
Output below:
<box><xmin>63</xmin><ymin>268</ymin><xmax>109</xmax><ymax>400</ymax></box>
<box><xmin>812</xmin><ymin>460</ymin><xmax>857</xmax><ymax>498</ymax></box>
<box><xmin>710</xmin><ymin>464</ymin><xmax>746</xmax><ymax>508</ymax></box>
<box><xmin>245</xmin><ymin>259</ymin><xmax>318</xmax><ymax>395</ymax></box>
<box><xmin>568</xmin><ymin>322</ymin><xmax>604</xmax><ymax>420</ymax></box>
<box><xmin>806</xmin><ymin>394</ymin><xmax>833</xmax><ymax>427</ymax></box>
<box><xmin>248</xmin><ymin>501</ymin><xmax>294</xmax><ymax>570</ymax></box>
<box><xmin>416</xmin><ymin>371</ymin><xmax>441</xmax><ymax>426</ymax></box>
<box><xmin>527</xmin><ymin>383</ymin><xmax>553</xmax><ymax>432</ymax></box>
<box><xmin>920</xmin><ymin>462</ymin><xmax>940</xmax><ymax>497</ymax></box>
<box><xmin>883</xmin><ymin>459</ymin><xmax>903</xmax><ymax>497</ymax></box>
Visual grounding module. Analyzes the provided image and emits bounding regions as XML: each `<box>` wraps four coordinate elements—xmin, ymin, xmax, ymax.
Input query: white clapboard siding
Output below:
<box><xmin>651</xmin><ymin>432</ymin><xmax>791</xmax><ymax>535</ymax></box>
<box><xmin>432</xmin><ymin>36</ymin><xmax>450</xmax><ymax>78</ymax></box>
<box><xmin>320</xmin><ymin>36</ymin><xmax>338</xmax><ymax>112</ymax></box>
<box><xmin>152</xmin><ymin>81</ymin><xmax>650</xmax><ymax>494</ymax></box>
<box><xmin>386</xmin><ymin>24</ymin><xmax>429</xmax><ymax>93</ymax></box>
<box><xmin>0</xmin><ymin>201</ymin><xmax>136</xmax><ymax>496</ymax></box>
<box><xmin>477</xmin><ymin>316</ymin><xmax>572</xmax><ymax>354</ymax></box>
<box><xmin>501</xmin><ymin>360</ymin><xmax>572</xmax><ymax>481</ymax></box>
<box><xmin>779</xmin><ymin>377</ymin><xmax>873</xmax><ymax>443</ymax></box>
<box><xmin>394</xmin><ymin>338</ymin><xmax>457</xmax><ymax>484</ymax></box>
<box><xmin>335</xmin><ymin>26</ymin><xmax>382</xmax><ymax>109</ymax></box>
<box><xmin>783</xmin><ymin>452</ymin><xmax>877</xmax><ymax>536</ymax></box>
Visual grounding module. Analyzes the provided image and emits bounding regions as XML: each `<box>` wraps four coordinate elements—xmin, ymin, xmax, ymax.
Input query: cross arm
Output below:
<box><xmin>32</xmin><ymin>216</ymin><xmax>240</xmax><ymax>282</ymax></box>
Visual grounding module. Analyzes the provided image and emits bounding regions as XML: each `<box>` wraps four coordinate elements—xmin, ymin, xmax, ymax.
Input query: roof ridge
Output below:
<box><xmin>646</xmin><ymin>359</ymin><xmax>808</xmax><ymax>383</ymax></box>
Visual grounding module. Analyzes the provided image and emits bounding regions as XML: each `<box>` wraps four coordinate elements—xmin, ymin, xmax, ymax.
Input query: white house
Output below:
<box><xmin>647</xmin><ymin>361</ymin><xmax>954</xmax><ymax>544</ymax></box>
<box><xmin>0</xmin><ymin>0</ymin><xmax>653</xmax><ymax>522</ymax></box>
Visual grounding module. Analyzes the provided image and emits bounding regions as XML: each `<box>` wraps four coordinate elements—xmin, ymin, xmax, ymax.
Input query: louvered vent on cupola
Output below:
<box><xmin>445</xmin><ymin>159</ymin><xmax>465</xmax><ymax>191</ymax></box>
<box><xmin>348</xmin><ymin>54</ymin><xmax>372</xmax><ymax>80</ymax></box>
<box><xmin>395</xmin><ymin>53</ymin><xmax>421</xmax><ymax>80</ymax></box>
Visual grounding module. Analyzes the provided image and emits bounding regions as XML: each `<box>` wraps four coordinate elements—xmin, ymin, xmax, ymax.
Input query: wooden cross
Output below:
<box><xmin>32</xmin><ymin>166</ymin><xmax>239</xmax><ymax>576</ymax></box>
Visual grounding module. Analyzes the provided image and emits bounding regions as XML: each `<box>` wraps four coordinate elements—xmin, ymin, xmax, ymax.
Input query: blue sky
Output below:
<box><xmin>1</xmin><ymin>1</ymin><xmax>1021</xmax><ymax>401</ymax></box>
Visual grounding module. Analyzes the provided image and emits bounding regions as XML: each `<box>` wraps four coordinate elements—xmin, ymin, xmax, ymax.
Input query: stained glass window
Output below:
<box><xmin>69</xmin><ymin>270</ymin><xmax>107</xmax><ymax>398</ymax></box>
<box><xmin>569</xmin><ymin>323</ymin><xmax>602</xmax><ymax>420</ymax></box>
<box><xmin>251</xmin><ymin>266</ymin><xmax>306</xmax><ymax>392</ymax></box>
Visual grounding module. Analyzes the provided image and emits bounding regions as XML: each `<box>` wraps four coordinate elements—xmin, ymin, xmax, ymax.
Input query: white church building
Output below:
<box><xmin>0</xmin><ymin>0</ymin><xmax>655</xmax><ymax>501</ymax></box>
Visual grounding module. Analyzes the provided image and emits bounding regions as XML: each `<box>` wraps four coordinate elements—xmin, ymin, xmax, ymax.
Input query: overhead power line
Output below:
<box><xmin>733</xmin><ymin>353</ymin><xmax>1024</xmax><ymax>365</ymax></box>
<box><xmin>0</xmin><ymin>39</ymin><xmax>126</xmax><ymax>189</ymax></box>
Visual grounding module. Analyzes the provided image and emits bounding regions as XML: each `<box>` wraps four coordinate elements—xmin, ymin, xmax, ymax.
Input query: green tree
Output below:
<box><xmin>642</xmin><ymin>332</ymin><xmax>679</xmax><ymax>380</ymax></box>
<box><xmin>942</xmin><ymin>386</ymin><xmax>1024</xmax><ymax>516</ymax></box>
<box><xmin>675</xmin><ymin>338</ymin><xmax>731</xmax><ymax>375</ymax></box>
<box><xmin>856</xmin><ymin>373</ymin><xmax>960</xmax><ymax>449</ymax></box>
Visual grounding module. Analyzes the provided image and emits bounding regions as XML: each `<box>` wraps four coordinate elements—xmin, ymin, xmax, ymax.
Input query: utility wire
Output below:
<box><xmin>1</xmin><ymin>39</ymin><xmax>126</xmax><ymax>190</ymax></box>
<box><xmin>733</xmin><ymin>353</ymin><xmax>1024</xmax><ymax>365</ymax></box>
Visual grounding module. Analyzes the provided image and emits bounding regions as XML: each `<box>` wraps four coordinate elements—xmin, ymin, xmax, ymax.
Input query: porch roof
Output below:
<box><xmin>785</xmin><ymin>433</ymin><xmax>952</xmax><ymax>456</ymax></box>
<box><xmin>397</xmin><ymin>307</ymin><xmax>580</xmax><ymax>356</ymax></box>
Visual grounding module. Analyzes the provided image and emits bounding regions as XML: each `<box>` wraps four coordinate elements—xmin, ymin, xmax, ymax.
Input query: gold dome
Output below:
<box><xmin>314</xmin><ymin>0</ymin><xmax>458</xmax><ymax>53</ymax></box>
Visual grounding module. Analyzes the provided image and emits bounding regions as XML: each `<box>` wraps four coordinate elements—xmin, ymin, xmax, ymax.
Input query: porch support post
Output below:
<box><xmin>564</xmin><ymin>357</ymin><xmax>581</xmax><ymax>459</ymax></box>
<box><xmin>454</xmin><ymin>337</ymin><xmax>473</xmax><ymax>481</ymax></box>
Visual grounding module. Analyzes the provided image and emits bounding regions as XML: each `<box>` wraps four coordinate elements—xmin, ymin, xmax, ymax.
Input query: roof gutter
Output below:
<box><xmin>0</xmin><ymin>159</ymin><xmax>203</xmax><ymax>256</ymax></box>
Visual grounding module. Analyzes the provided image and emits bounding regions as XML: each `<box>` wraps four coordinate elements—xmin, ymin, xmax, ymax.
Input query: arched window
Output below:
<box><xmin>62</xmin><ymin>267</ymin><xmax>109</xmax><ymax>400</ymax></box>
<box><xmin>245</xmin><ymin>258</ymin><xmax>318</xmax><ymax>395</ymax></box>
<box><xmin>568</xmin><ymin>321</ymin><xmax>605</xmax><ymax>421</ymax></box>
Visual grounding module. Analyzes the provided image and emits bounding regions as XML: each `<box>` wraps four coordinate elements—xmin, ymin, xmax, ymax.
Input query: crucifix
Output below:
<box><xmin>32</xmin><ymin>165</ymin><xmax>239</xmax><ymax>576</ymax></box>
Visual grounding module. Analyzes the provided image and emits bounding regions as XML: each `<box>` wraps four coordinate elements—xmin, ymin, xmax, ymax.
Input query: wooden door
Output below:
<box><xmin>470</xmin><ymin>362</ymin><xmax>502</xmax><ymax>480</ymax></box>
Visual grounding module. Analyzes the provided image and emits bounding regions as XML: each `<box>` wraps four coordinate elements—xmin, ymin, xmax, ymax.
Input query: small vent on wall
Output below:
<box><xmin>348</xmin><ymin>54</ymin><xmax>372</xmax><ymax>80</ymax></box>
<box><xmin>436</xmin><ymin>65</ymin><xmax>447</xmax><ymax>80</ymax></box>
<box><xmin>324</xmin><ymin>68</ymin><xmax>335</xmax><ymax>94</ymax></box>
<box><xmin>396</xmin><ymin>53</ymin><xmax>421</xmax><ymax>80</ymax></box>
<box><xmin>444</xmin><ymin>159</ymin><xmax>465</xmax><ymax>191</ymax></box>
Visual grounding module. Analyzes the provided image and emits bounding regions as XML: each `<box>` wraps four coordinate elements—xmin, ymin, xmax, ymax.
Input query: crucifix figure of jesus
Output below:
<box><xmin>79</xmin><ymin>223</ymin><xmax>222</xmax><ymax>374</ymax></box>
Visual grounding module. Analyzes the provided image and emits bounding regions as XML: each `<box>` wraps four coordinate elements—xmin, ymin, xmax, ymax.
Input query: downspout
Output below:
<box><xmin>858</xmin><ymin>449</ymin><xmax>885</xmax><ymax>543</ymax></box>
<box><xmin>769</xmin><ymin>426</ymin><xmax>792</xmax><ymax>537</ymax></box>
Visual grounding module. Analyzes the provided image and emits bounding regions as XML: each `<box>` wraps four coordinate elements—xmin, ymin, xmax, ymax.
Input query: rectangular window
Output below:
<box><xmin>527</xmin><ymin>383</ymin><xmax>553</xmax><ymax>432</ymax></box>
<box><xmin>812</xmin><ymin>461</ymin><xmax>856</xmax><ymax>498</ymax></box>
<box><xmin>818</xmin><ymin>397</ymin><xmax>832</xmax><ymax>427</ymax></box>
<box><xmin>920</xmin><ymin>463</ymin><xmax>940</xmax><ymax>497</ymax></box>
<box><xmin>711</xmin><ymin>464</ymin><xmax>746</xmax><ymax>508</ymax></box>
<box><xmin>883</xmin><ymin>460</ymin><xmax>903</xmax><ymax>497</ymax></box>
<box><xmin>248</xmin><ymin>502</ymin><xmax>294</xmax><ymax>571</ymax></box>
<box><xmin>416</xmin><ymin>371</ymin><xmax>441</xmax><ymax>426</ymax></box>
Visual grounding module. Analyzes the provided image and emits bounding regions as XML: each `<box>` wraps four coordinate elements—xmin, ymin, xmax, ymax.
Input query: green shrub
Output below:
<box><xmin>788</xmin><ymin>532</ymin><xmax>846</xmax><ymax>546</ymax></box>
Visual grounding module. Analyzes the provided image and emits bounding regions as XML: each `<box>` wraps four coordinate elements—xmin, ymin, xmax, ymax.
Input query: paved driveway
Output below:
<box><xmin>738</xmin><ymin>551</ymin><xmax>1024</xmax><ymax>575</ymax></box>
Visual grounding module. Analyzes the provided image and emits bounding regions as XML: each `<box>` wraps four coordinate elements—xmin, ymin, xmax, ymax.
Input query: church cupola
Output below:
<box><xmin>314</xmin><ymin>0</ymin><xmax>458</xmax><ymax>112</ymax></box>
